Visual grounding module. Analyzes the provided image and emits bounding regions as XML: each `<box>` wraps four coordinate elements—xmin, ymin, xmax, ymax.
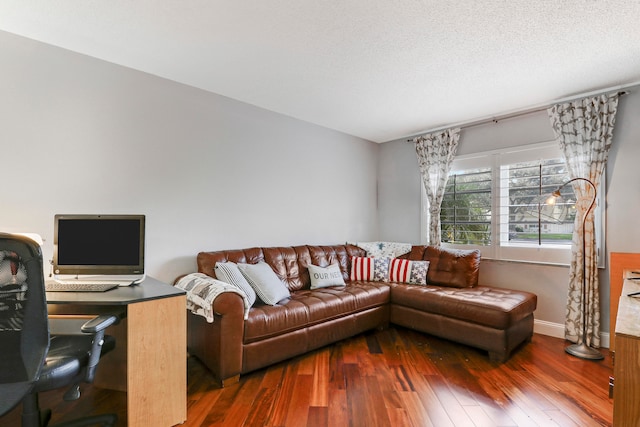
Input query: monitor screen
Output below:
<box><xmin>53</xmin><ymin>214</ymin><xmax>145</xmax><ymax>276</ymax></box>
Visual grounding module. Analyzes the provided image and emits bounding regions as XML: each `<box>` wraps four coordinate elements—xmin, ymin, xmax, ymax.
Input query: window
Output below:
<box><xmin>499</xmin><ymin>158</ymin><xmax>576</xmax><ymax>246</ymax></box>
<box><xmin>441</xmin><ymin>167</ymin><xmax>492</xmax><ymax>245</ymax></box>
<box><xmin>422</xmin><ymin>142</ymin><xmax>605</xmax><ymax>265</ymax></box>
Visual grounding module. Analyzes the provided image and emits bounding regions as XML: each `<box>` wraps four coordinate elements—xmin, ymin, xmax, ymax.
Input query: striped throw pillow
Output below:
<box><xmin>215</xmin><ymin>262</ymin><xmax>257</xmax><ymax>306</ymax></box>
<box><xmin>350</xmin><ymin>256</ymin><xmax>390</xmax><ymax>282</ymax></box>
<box><xmin>388</xmin><ymin>259</ymin><xmax>429</xmax><ymax>285</ymax></box>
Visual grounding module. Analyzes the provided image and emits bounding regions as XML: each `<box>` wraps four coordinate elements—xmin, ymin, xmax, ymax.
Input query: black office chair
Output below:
<box><xmin>0</xmin><ymin>233</ymin><xmax>118</xmax><ymax>427</ymax></box>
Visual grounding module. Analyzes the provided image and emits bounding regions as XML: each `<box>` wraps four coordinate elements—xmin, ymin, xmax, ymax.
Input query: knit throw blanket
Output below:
<box><xmin>175</xmin><ymin>273</ymin><xmax>250</xmax><ymax>322</ymax></box>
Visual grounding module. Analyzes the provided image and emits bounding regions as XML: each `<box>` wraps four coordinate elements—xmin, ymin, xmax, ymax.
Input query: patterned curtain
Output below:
<box><xmin>414</xmin><ymin>128</ymin><xmax>460</xmax><ymax>246</ymax></box>
<box><xmin>548</xmin><ymin>93</ymin><xmax>619</xmax><ymax>347</ymax></box>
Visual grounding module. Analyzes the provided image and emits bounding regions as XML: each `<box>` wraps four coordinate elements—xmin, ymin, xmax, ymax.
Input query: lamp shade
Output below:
<box><xmin>525</xmin><ymin>193</ymin><xmax>570</xmax><ymax>223</ymax></box>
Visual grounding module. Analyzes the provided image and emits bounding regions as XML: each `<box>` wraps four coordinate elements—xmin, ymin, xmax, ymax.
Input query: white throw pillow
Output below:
<box><xmin>308</xmin><ymin>263</ymin><xmax>346</xmax><ymax>289</ymax></box>
<box><xmin>215</xmin><ymin>261</ymin><xmax>257</xmax><ymax>306</ymax></box>
<box><xmin>237</xmin><ymin>261</ymin><xmax>290</xmax><ymax>305</ymax></box>
<box><xmin>350</xmin><ymin>241</ymin><xmax>412</xmax><ymax>258</ymax></box>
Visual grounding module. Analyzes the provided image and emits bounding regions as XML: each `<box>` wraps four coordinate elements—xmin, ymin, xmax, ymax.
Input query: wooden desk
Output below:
<box><xmin>613</xmin><ymin>274</ymin><xmax>640</xmax><ymax>426</ymax></box>
<box><xmin>47</xmin><ymin>277</ymin><xmax>187</xmax><ymax>427</ymax></box>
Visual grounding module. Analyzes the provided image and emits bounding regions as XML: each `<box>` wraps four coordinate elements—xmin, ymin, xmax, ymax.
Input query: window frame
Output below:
<box><xmin>420</xmin><ymin>141</ymin><xmax>606</xmax><ymax>267</ymax></box>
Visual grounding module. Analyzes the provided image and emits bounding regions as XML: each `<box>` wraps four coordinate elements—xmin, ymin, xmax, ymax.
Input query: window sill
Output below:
<box><xmin>479</xmin><ymin>256</ymin><xmax>570</xmax><ymax>268</ymax></box>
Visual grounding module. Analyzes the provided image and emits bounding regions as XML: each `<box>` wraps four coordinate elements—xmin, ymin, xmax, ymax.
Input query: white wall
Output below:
<box><xmin>378</xmin><ymin>87</ymin><xmax>640</xmax><ymax>339</ymax></box>
<box><xmin>5</xmin><ymin>28</ymin><xmax>639</xmax><ymax>340</ymax></box>
<box><xmin>0</xmin><ymin>31</ymin><xmax>379</xmax><ymax>284</ymax></box>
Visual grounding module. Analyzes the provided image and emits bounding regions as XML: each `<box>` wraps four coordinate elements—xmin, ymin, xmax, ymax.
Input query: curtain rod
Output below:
<box><xmin>406</xmin><ymin>80</ymin><xmax>639</xmax><ymax>142</ymax></box>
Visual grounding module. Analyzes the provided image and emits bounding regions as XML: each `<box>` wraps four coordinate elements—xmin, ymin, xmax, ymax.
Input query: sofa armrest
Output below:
<box><xmin>187</xmin><ymin>291</ymin><xmax>245</xmax><ymax>387</ymax></box>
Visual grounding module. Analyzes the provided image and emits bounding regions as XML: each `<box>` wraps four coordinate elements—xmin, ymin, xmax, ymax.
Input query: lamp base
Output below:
<box><xmin>565</xmin><ymin>342</ymin><xmax>604</xmax><ymax>360</ymax></box>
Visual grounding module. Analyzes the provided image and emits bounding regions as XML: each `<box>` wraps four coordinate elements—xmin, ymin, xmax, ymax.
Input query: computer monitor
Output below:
<box><xmin>53</xmin><ymin>214</ymin><xmax>145</xmax><ymax>280</ymax></box>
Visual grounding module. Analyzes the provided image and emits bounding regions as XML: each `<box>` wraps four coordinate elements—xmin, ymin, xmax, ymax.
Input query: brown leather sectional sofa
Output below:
<box><xmin>182</xmin><ymin>244</ymin><xmax>537</xmax><ymax>386</ymax></box>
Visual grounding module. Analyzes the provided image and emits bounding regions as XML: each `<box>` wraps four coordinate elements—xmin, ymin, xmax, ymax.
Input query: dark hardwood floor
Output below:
<box><xmin>1</xmin><ymin>327</ymin><xmax>613</xmax><ymax>426</ymax></box>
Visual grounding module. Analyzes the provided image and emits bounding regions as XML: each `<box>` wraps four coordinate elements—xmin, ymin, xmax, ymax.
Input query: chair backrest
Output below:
<box><xmin>0</xmin><ymin>233</ymin><xmax>49</xmax><ymax>416</ymax></box>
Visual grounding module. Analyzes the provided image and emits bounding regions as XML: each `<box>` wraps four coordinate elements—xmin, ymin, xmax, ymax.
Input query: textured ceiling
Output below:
<box><xmin>1</xmin><ymin>1</ymin><xmax>639</xmax><ymax>142</ymax></box>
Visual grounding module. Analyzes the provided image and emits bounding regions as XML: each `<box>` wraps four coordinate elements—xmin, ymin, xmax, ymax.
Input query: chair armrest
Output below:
<box><xmin>49</xmin><ymin>315</ymin><xmax>118</xmax><ymax>335</ymax></box>
<box><xmin>81</xmin><ymin>315</ymin><xmax>118</xmax><ymax>334</ymax></box>
<box><xmin>48</xmin><ymin>314</ymin><xmax>118</xmax><ymax>384</ymax></box>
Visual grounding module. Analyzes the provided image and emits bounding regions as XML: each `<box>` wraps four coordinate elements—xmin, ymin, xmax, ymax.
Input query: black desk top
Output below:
<box><xmin>46</xmin><ymin>276</ymin><xmax>185</xmax><ymax>306</ymax></box>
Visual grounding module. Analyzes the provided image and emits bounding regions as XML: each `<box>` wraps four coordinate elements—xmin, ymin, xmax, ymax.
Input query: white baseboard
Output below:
<box><xmin>533</xmin><ymin>319</ymin><xmax>610</xmax><ymax>349</ymax></box>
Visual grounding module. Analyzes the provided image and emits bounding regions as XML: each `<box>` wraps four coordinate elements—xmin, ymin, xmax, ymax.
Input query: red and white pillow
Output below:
<box><xmin>388</xmin><ymin>259</ymin><xmax>429</xmax><ymax>285</ymax></box>
<box><xmin>350</xmin><ymin>256</ymin><xmax>390</xmax><ymax>282</ymax></box>
<box><xmin>350</xmin><ymin>256</ymin><xmax>429</xmax><ymax>285</ymax></box>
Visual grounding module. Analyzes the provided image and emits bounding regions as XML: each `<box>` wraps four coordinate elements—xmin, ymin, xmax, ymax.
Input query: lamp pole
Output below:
<box><xmin>556</xmin><ymin>177</ymin><xmax>603</xmax><ymax>360</ymax></box>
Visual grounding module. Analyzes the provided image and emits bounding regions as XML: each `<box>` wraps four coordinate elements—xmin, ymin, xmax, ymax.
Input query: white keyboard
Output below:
<box><xmin>45</xmin><ymin>281</ymin><xmax>119</xmax><ymax>292</ymax></box>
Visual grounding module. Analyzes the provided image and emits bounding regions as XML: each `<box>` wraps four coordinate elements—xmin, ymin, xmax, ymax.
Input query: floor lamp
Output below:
<box><xmin>547</xmin><ymin>177</ymin><xmax>603</xmax><ymax>360</ymax></box>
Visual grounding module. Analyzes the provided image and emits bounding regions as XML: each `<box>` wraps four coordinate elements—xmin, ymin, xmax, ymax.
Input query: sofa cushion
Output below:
<box><xmin>308</xmin><ymin>263</ymin><xmax>346</xmax><ymax>289</ymax></box>
<box><xmin>390</xmin><ymin>283</ymin><xmax>537</xmax><ymax>330</ymax></box>
<box><xmin>243</xmin><ymin>281</ymin><xmax>390</xmax><ymax>343</ymax></box>
<box><xmin>238</xmin><ymin>262</ymin><xmax>290</xmax><ymax>305</ymax></box>
<box><xmin>407</xmin><ymin>245</ymin><xmax>480</xmax><ymax>288</ymax></box>
<box><xmin>350</xmin><ymin>256</ymin><xmax>390</xmax><ymax>282</ymax></box>
<box><xmin>388</xmin><ymin>259</ymin><xmax>429</xmax><ymax>285</ymax></box>
<box><xmin>215</xmin><ymin>262</ymin><xmax>257</xmax><ymax>306</ymax></box>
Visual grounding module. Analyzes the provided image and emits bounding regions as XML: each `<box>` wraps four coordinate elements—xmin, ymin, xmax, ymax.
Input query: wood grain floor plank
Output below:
<box><xmin>327</xmin><ymin>388</ymin><xmax>348</xmax><ymax>427</ymax></box>
<box><xmin>474</xmin><ymin>400</ymin><xmax>518</xmax><ymax>427</ymax></box>
<box><xmin>363</xmin><ymin>375</ymin><xmax>392</xmax><ymax>427</ymax></box>
<box><xmin>340</xmin><ymin>335</ymin><xmax>367</xmax><ymax>365</ymax></box>
<box><xmin>310</xmin><ymin>349</ymin><xmax>330</xmax><ymax>407</ymax></box>
<box><xmin>306</xmin><ymin>406</ymin><xmax>328</xmax><ymax>427</ymax></box>
<box><xmin>413</xmin><ymin>375</ymin><xmax>456</xmax><ymax>427</ymax></box>
<box><xmin>215</xmin><ymin>374</ymin><xmax>266</xmax><ymax>427</ymax></box>
<box><xmin>462</xmin><ymin>404</ymin><xmax>506</xmax><ymax>427</ymax></box>
<box><xmin>296</xmin><ymin>350</ymin><xmax>317</xmax><ymax>375</ymax></box>
<box><xmin>385</xmin><ymin>406</ymin><xmax>414</xmax><ymax>427</ymax></box>
<box><xmin>283</xmin><ymin>374</ymin><xmax>313</xmax><ymax>426</ymax></box>
<box><xmin>428</xmin><ymin>373</ymin><xmax>478</xmax><ymax>426</ymax></box>
<box><xmin>328</xmin><ymin>345</ymin><xmax>347</xmax><ymax>391</ymax></box>
<box><xmin>496</xmin><ymin>380</ymin><xmax>562</xmax><ymax>426</ymax></box>
<box><xmin>559</xmin><ymin>380</ymin><xmax>612</xmax><ymax>425</ymax></box>
<box><xmin>266</xmin><ymin>363</ymin><xmax>299</xmax><ymax>426</ymax></box>
<box><xmin>343</xmin><ymin>363</ymin><xmax>387</xmax><ymax>427</ymax></box>
<box><xmin>544</xmin><ymin>408</ymin><xmax>584</xmax><ymax>427</ymax></box>
<box><xmin>394</xmin><ymin>390</ymin><xmax>435</xmax><ymax>427</ymax></box>
<box><xmin>243</xmin><ymin>386</ymin><xmax>277</xmax><ymax>427</ymax></box>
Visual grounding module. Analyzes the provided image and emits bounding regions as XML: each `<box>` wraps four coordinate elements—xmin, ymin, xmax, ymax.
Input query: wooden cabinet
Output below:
<box><xmin>613</xmin><ymin>275</ymin><xmax>640</xmax><ymax>426</ymax></box>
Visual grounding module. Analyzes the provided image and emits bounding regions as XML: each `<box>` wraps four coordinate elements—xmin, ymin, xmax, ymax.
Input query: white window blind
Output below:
<box><xmin>441</xmin><ymin>167</ymin><xmax>492</xmax><ymax>245</ymax></box>
<box><xmin>422</xmin><ymin>141</ymin><xmax>605</xmax><ymax>266</ymax></box>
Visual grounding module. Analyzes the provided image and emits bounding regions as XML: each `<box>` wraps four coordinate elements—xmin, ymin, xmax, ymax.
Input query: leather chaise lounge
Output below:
<box><xmin>178</xmin><ymin>244</ymin><xmax>537</xmax><ymax>387</ymax></box>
